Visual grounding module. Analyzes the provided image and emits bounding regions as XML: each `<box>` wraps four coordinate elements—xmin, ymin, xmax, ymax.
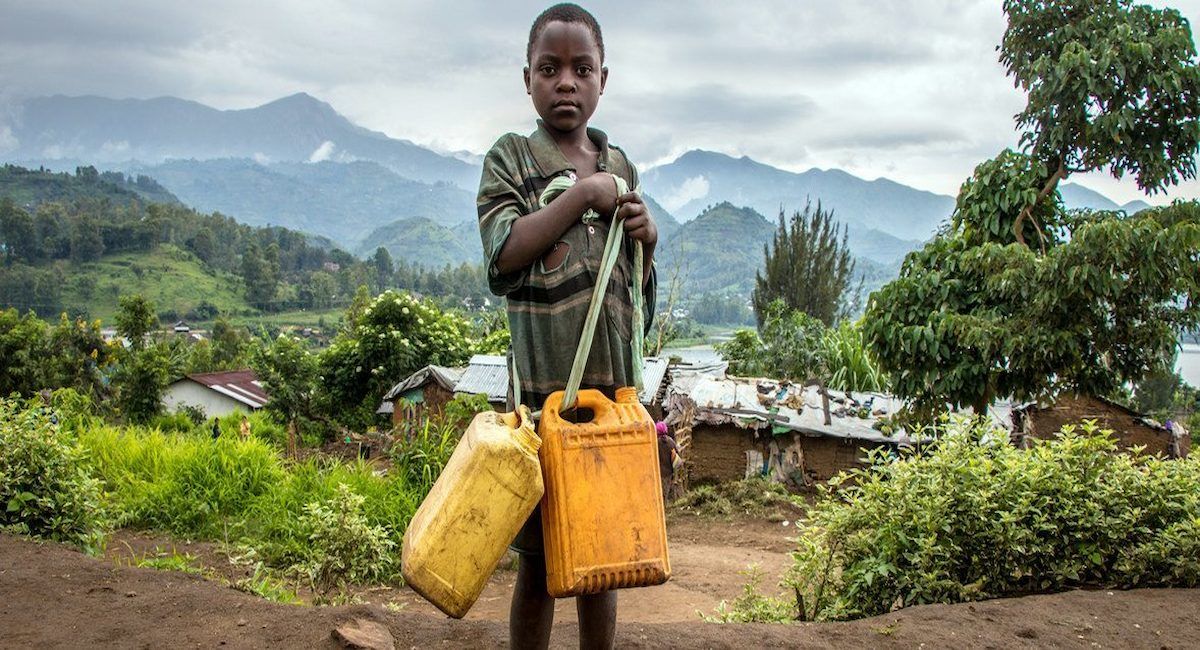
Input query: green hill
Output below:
<box><xmin>0</xmin><ymin>164</ymin><xmax>179</xmax><ymax>208</ymax></box>
<box><xmin>356</xmin><ymin>217</ymin><xmax>481</xmax><ymax>268</ymax></box>
<box><xmin>656</xmin><ymin>202</ymin><xmax>776</xmax><ymax>295</ymax></box>
<box><xmin>57</xmin><ymin>244</ymin><xmax>249</xmax><ymax>323</ymax></box>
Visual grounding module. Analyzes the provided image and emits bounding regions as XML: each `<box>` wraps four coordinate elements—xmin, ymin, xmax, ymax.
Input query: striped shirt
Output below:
<box><xmin>477</xmin><ymin>121</ymin><xmax>656</xmax><ymax>408</ymax></box>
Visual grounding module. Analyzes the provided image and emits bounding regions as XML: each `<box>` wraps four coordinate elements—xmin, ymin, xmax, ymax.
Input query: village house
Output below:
<box><xmin>377</xmin><ymin>365</ymin><xmax>463</xmax><ymax>427</ymax></box>
<box><xmin>663</xmin><ymin>371</ymin><xmax>921</xmax><ymax>491</ymax></box>
<box><xmin>1012</xmin><ymin>394</ymin><xmax>1190</xmax><ymax>458</ymax></box>
<box><xmin>162</xmin><ymin>369</ymin><xmax>269</xmax><ymax>418</ymax></box>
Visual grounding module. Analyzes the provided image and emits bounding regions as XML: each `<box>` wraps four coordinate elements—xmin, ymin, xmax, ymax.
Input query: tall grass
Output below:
<box><xmin>76</xmin><ymin>420</ymin><xmax>422</xmax><ymax>579</ymax></box>
<box><xmin>822</xmin><ymin>320</ymin><xmax>889</xmax><ymax>393</ymax></box>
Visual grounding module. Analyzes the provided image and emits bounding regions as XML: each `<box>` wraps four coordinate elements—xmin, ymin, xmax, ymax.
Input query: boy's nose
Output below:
<box><xmin>556</xmin><ymin>75</ymin><xmax>577</xmax><ymax>92</ymax></box>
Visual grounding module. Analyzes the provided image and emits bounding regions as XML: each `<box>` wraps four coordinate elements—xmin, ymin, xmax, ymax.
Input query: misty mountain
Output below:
<box><xmin>4</xmin><ymin>93</ymin><xmax>481</xmax><ymax>189</ymax></box>
<box><xmin>641</xmin><ymin>150</ymin><xmax>955</xmax><ymax>243</ymax></box>
<box><xmin>123</xmin><ymin>158</ymin><xmax>475</xmax><ymax>249</ymax></box>
<box><xmin>1059</xmin><ymin>182</ymin><xmax>1153</xmax><ymax>214</ymax></box>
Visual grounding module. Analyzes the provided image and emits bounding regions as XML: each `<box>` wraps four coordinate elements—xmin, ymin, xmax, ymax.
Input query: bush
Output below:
<box><xmin>0</xmin><ymin>398</ymin><xmax>106</xmax><ymax>552</ymax></box>
<box><xmin>296</xmin><ymin>484</ymin><xmax>397</xmax><ymax>599</ymax></box>
<box><xmin>781</xmin><ymin>418</ymin><xmax>1200</xmax><ymax>621</ymax></box>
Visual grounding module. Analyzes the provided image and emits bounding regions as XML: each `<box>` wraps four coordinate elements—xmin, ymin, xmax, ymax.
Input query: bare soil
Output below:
<box><xmin>3</xmin><ymin>514</ymin><xmax>1199</xmax><ymax>648</ymax></box>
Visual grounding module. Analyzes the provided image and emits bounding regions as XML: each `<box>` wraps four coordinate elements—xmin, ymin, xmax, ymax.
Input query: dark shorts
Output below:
<box><xmin>510</xmin><ymin>504</ymin><xmax>545</xmax><ymax>556</ymax></box>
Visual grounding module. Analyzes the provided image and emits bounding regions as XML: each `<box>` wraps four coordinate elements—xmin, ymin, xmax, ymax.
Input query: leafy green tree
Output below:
<box><xmin>46</xmin><ymin>314</ymin><xmax>112</xmax><ymax>400</ymax></box>
<box><xmin>0</xmin><ymin>309</ymin><xmax>50</xmax><ymax>396</ymax></box>
<box><xmin>753</xmin><ymin>202</ymin><xmax>855</xmax><ymax>327</ymax></box>
<box><xmin>372</xmin><ymin>246</ymin><xmax>393</xmax><ymax>291</ymax></box>
<box><xmin>318</xmin><ymin>290</ymin><xmax>474</xmax><ymax>426</ymax></box>
<box><xmin>209</xmin><ymin>317</ymin><xmax>249</xmax><ymax>369</ymax></box>
<box><xmin>300</xmin><ymin>271</ymin><xmax>338</xmax><ymax>309</ymax></box>
<box><xmin>70</xmin><ymin>212</ymin><xmax>105</xmax><ymax>262</ymax></box>
<box><xmin>115</xmin><ymin>294</ymin><xmax>158</xmax><ymax>350</ymax></box>
<box><xmin>0</xmin><ymin>199</ymin><xmax>39</xmax><ymax>264</ymax></box>
<box><xmin>240</xmin><ymin>242</ymin><xmax>277</xmax><ymax>308</ymax></box>
<box><xmin>866</xmin><ymin>0</ymin><xmax>1200</xmax><ymax>415</ymax></box>
<box><xmin>717</xmin><ymin>300</ymin><xmax>828</xmax><ymax>381</ymax></box>
<box><xmin>251</xmin><ymin>333</ymin><xmax>322</xmax><ymax>428</ymax></box>
<box><xmin>111</xmin><ymin>344</ymin><xmax>170</xmax><ymax>424</ymax></box>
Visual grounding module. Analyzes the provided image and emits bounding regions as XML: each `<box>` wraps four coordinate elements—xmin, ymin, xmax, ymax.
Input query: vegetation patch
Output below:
<box><xmin>722</xmin><ymin>419</ymin><xmax>1200</xmax><ymax>623</ymax></box>
<box><xmin>672</xmin><ymin>477</ymin><xmax>797</xmax><ymax>520</ymax></box>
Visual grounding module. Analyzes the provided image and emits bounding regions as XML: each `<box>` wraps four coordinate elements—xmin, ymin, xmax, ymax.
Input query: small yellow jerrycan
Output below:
<box><xmin>401</xmin><ymin>406</ymin><xmax>541</xmax><ymax>618</ymax></box>
<box><xmin>538</xmin><ymin>387</ymin><xmax>671</xmax><ymax>597</ymax></box>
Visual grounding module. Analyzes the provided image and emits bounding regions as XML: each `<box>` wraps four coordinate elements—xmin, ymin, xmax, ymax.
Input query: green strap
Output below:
<box><xmin>531</xmin><ymin>173</ymin><xmax>645</xmax><ymax>411</ymax></box>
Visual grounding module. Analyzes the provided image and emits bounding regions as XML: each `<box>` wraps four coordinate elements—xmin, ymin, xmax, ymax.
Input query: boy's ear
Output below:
<box><xmin>523</xmin><ymin>66</ymin><xmax>532</xmax><ymax>95</ymax></box>
<box><xmin>600</xmin><ymin>66</ymin><xmax>608</xmax><ymax>94</ymax></box>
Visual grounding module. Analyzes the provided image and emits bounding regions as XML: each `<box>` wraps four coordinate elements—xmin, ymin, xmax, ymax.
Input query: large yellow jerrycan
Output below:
<box><xmin>401</xmin><ymin>406</ymin><xmax>542</xmax><ymax>618</ymax></box>
<box><xmin>538</xmin><ymin>387</ymin><xmax>671</xmax><ymax>597</ymax></box>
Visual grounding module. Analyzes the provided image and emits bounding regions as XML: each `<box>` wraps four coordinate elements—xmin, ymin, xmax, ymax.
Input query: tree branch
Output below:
<box><xmin>1013</xmin><ymin>160</ymin><xmax>1066</xmax><ymax>251</ymax></box>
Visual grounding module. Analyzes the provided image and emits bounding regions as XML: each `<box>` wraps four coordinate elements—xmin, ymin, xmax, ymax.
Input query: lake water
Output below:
<box><xmin>1177</xmin><ymin>344</ymin><xmax>1200</xmax><ymax>386</ymax></box>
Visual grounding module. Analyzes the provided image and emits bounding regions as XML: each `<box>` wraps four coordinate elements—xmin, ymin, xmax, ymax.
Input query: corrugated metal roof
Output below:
<box><xmin>381</xmin><ymin>365</ymin><xmax>463</xmax><ymax>402</ymax></box>
<box><xmin>451</xmin><ymin>354</ymin><xmax>671</xmax><ymax>406</ymax></box>
<box><xmin>178</xmin><ymin>369</ymin><xmax>269</xmax><ymax>410</ymax></box>
<box><xmin>454</xmin><ymin>355</ymin><xmax>510</xmax><ymax>403</ymax></box>
<box><xmin>665</xmin><ymin>374</ymin><xmax>917</xmax><ymax>444</ymax></box>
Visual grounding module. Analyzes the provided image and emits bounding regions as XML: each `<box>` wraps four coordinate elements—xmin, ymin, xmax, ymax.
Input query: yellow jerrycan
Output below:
<box><xmin>538</xmin><ymin>386</ymin><xmax>671</xmax><ymax>597</ymax></box>
<box><xmin>401</xmin><ymin>406</ymin><xmax>542</xmax><ymax>618</ymax></box>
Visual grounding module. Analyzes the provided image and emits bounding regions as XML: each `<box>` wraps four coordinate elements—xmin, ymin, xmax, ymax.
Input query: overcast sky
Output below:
<box><xmin>2</xmin><ymin>0</ymin><xmax>1199</xmax><ymax>204</ymax></box>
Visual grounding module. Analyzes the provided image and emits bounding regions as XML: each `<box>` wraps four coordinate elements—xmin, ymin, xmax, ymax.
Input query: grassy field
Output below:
<box><xmin>59</xmin><ymin>244</ymin><xmax>248</xmax><ymax>323</ymax></box>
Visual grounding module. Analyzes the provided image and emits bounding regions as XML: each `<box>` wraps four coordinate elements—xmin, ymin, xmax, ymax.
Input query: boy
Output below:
<box><xmin>476</xmin><ymin>4</ymin><xmax>657</xmax><ymax>648</ymax></box>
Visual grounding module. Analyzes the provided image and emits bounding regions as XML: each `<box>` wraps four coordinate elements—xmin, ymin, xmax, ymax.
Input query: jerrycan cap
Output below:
<box><xmin>511</xmin><ymin>404</ymin><xmax>540</xmax><ymax>453</ymax></box>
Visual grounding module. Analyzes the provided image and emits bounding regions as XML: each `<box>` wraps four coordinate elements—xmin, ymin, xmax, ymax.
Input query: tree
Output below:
<box><xmin>0</xmin><ymin>199</ymin><xmax>38</xmax><ymax>264</ymax></box>
<box><xmin>753</xmin><ymin>202</ymin><xmax>855</xmax><ymax>327</ymax></box>
<box><xmin>866</xmin><ymin>0</ymin><xmax>1200</xmax><ymax>415</ymax></box>
<box><xmin>0</xmin><ymin>308</ymin><xmax>50</xmax><ymax>396</ymax></box>
<box><xmin>240</xmin><ymin>242</ymin><xmax>276</xmax><ymax>308</ymax></box>
<box><xmin>717</xmin><ymin>300</ymin><xmax>829</xmax><ymax>381</ymax></box>
<box><xmin>115</xmin><ymin>294</ymin><xmax>157</xmax><ymax>350</ymax></box>
<box><xmin>251</xmin><ymin>333</ymin><xmax>321</xmax><ymax>430</ymax></box>
<box><xmin>372</xmin><ymin>246</ymin><xmax>393</xmax><ymax>291</ymax></box>
<box><xmin>70</xmin><ymin>213</ymin><xmax>105</xmax><ymax>262</ymax></box>
<box><xmin>318</xmin><ymin>290</ymin><xmax>474</xmax><ymax>427</ymax></box>
<box><xmin>111</xmin><ymin>344</ymin><xmax>170</xmax><ymax>424</ymax></box>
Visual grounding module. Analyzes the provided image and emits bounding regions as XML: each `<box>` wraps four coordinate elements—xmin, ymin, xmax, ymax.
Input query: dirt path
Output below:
<box><xmin>4</xmin><ymin>521</ymin><xmax>1200</xmax><ymax>648</ymax></box>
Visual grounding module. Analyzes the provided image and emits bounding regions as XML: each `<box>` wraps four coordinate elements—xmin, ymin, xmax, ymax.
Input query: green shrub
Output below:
<box><xmin>295</xmin><ymin>484</ymin><xmax>397</xmax><ymax>599</ymax></box>
<box><xmin>705</xmin><ymin>565</ymin><xmax>796</xmax><ymax>623</ymax></box>
<box><xmin>782</xmin><ymin>418</ymin><xmax>1200</xmax><ymax>621</ymax></box>
<box><xmin>0</xmin><ymin>398</ymin><xmax>106</xmax><ymax>552</ymax></box>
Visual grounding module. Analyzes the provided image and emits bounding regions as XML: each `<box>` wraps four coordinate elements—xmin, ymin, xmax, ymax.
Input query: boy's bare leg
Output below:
<box><xmin>576</xmin><ymin>591</ymin><xmax>617</xmax><ymax>650</ymax></box>
<box><xmin>510</xmin><ymin>554</ymin><xmax>555</xmax><ymax>650</ymax></box>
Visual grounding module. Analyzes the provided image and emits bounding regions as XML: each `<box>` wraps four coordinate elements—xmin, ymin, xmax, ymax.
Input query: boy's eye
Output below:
<box><xmin>539</xmin><ymin>65</ymin><xmax>556</xmax><ymax>75</ymax></box>
<box><xmin>576</xmin><ymin>66</ymin><xmax>592</xmax><ymax>76</ymax></box>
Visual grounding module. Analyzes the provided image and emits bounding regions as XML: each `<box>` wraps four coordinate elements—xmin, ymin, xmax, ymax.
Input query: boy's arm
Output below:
<box><xmin>494</xmin><ymin>175</ymin><xmax>617</xmax><ymax>274</ymax></box>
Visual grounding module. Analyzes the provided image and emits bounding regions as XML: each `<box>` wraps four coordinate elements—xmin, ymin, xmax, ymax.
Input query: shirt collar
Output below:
<box><xmin>528</xmin><ymin>120</ymin><xmax>611</xmax><ymax>177</ymax></box>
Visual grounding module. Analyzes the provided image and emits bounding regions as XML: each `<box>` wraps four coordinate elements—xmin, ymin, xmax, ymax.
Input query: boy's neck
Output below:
<box><xmin>542</xmin><ymin>122</ymin><xmax>597</xmax><ymax>156</ymax></box>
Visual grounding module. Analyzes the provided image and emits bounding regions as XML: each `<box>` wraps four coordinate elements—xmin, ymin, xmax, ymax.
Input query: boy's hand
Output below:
<box><xmin>577</xmin><ymin>172</ymin><xmax>619</xmax><ymax>216</ymax></box>
<box><xmin>617</xmin><ymin>192</ymin><xmax>657</xmax><ymax>246</ymax></box>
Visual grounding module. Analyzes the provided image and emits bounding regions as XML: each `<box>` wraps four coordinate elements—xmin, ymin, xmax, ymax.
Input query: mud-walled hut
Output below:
<box><xmin>663</xmin><ymin>372</ymin><xmax>921</xmax><ymax>491</ymax></box>
<box><xmin>1011</xmin><ymin>394</ymin><xmax>1190</xmax><ymax>458</ymax></box>
<box><xmin>378</xmin><ymin>365</ymin><xmax>463</xmax><ymax>427</ymax></box>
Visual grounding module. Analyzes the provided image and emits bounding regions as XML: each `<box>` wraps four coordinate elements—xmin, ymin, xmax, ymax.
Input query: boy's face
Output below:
<box><xmin>524</xmin><ymin>21</ymin><xmax>607</xmax><ymax>135</ymax></box>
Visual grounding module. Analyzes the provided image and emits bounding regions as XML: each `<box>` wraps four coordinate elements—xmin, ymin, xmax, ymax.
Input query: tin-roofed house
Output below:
<box><xmin>664</xmin><ymin>372</ymin><xmax>920</xmax><ymax>491</ymax></box>
<box><xmin>162</xmin><ymin>369</ymin><xmax>269</xmax><ymax>418</ymax></box>
<box><xmin>378</xmin><ymin>365</ymin><xmax>464</xmax><ymax>427</ymax></box>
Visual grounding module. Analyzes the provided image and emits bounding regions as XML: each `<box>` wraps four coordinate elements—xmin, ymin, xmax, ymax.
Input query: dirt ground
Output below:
<box><xmin>3</xmin><ymin>514</ymin><xmax>1199</xmax><ymax>648</ymax></box>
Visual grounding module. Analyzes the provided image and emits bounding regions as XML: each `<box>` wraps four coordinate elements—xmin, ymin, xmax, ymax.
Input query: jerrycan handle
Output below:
<box><xmin>555</xmin><ymin>175</ymin><xmax>645</xmax><ymax>411</ymax></box>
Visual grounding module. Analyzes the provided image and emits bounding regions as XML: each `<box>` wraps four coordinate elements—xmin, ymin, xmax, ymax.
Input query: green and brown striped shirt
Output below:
<box><xmin>477</xmin><ymin>121</ymin><xmax>656</xmax><ymax>408</ymax></box>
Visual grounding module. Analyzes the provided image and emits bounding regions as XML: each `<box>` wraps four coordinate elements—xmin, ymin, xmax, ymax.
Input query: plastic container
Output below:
<box><xmin>401</xmin><ymin>406</ymin><xmax>542</xmax><ymax>618</ymax></box>
<box><xmin>538</xmin><ymin>387</ymin><xmax>671</xmax><ymax>597</ymax></box>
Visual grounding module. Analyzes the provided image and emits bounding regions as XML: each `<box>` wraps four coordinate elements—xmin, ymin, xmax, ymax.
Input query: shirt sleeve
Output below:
<box><xmin>477</xmin><ymin>136</ymin><xmax>528</xmax><ymax>297</ymax></box>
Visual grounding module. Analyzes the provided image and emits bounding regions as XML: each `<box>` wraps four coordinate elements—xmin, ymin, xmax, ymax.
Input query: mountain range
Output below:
<box><xmin>2</xmin><ymin>92</ymin><xmax>1163</xmax><ymax>281</ymax></box>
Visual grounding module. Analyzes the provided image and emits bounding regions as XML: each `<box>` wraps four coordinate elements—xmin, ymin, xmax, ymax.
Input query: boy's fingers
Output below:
<box><xmin>616</xmin><ymin>191</ymin><xmax>643</xmax><ymax>205</ymax></box>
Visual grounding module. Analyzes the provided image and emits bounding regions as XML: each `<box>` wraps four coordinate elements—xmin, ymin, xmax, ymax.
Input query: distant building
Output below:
<box><xmin>1012</xmin><ymin>394</ymin><xmax>1189</xmax><ymax>459</ymax></box>
<box><xmin>378</xmin><ymin>365</ymin><xmax>464</xmax><ymax>426</ymax></box>
<box><xmin>162</xmin><ymin>369</ymin><xmax>269</xmax><ymax>418</ymax></box>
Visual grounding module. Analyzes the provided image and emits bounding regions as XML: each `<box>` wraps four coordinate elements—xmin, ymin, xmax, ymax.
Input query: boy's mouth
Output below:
<box><xmin>553</xmin><ymin>100</ymin><xmax>579</xmax><ymax>109</ymax></box>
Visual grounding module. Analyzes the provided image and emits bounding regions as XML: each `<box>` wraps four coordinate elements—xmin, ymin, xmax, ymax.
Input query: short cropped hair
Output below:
<box><xmin>526</xmin><ymin>3</ymin><xmax>604</xmax><ymax>64</ymax></box>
